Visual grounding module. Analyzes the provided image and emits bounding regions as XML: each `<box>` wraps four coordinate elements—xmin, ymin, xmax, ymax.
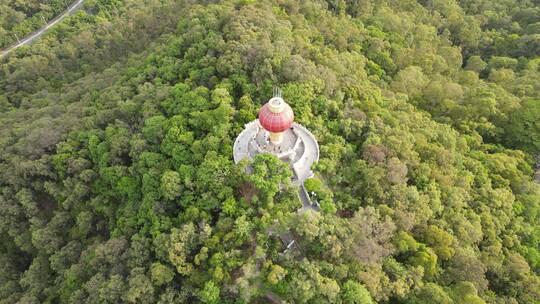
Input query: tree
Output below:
<box><xmin>505</xmin><ymin>100</ymin><xmax>540</xmax><ymax>153</ymax></box>
<box><xmin>394</xmin><ymin>231</ymin><xmax>419</xmax><ymax>254</ymax></box>
<box><xmin>267</xmin><ymin>264</ymin><xmax>287</xmax><ymax>285</ymax></box>
<box><xmin>444</xmin><ymin>250</ymin><xmax>488</xmax><ymax>293</ymax></box>
<box><xmin>124</xmin><ymin>267</ymin><xmax>155</xmax><ymax>303</ymax></box>
<box><xmin>449</xmin><ymin>282</ymin><xmax>485</xmax><ymax>304</ymax></box>
<box><xmin>423</xmin><ymin>225</ymin><xmax>455</xmax><ymax>261</ymax></box>
<box><xmin>168</xmin><ymin>223</ymin><xmax>198</xmax><ymax>276</ymax></box>
<box><xmin>341</xmin><ymin>280</ymin><xmax>374</xmax><ymax>304</ymax></box>
<box><xmin>99</xmin><ymin>275</ymin><xmax>125</xmax><ymax>304</ymax></box>
<box><xmin>465</xmin><ymin>56</ymin><xmax>487</xmax><ymax>73</ymax></box>
<box><xmin>143</xmin><ymin>115</ymin><xmax>168</xmax><ymax>144</ymax></box>
<box><xmin>150</xmin><ymin>263</ymin><xmax>174</xmax><ymax>286</ymax></box>
<box><xmin>199</xmin><ymin>281</ymin><xmax>220</xmax><ymax>304</ymax></box>
<box><xmin>391</xmin><ymin>66</ymin><xmax>429</xmax><ymax>97</ymax></box>
<box><xmin>408</xmin><ymin>246</ymin><xmax>438</xmax><ymax>278</ymax></box>
<box><xmin>350</xmin><ymin>207</ymin><xmax>396</xmax><ymax>265</ymax></box>
<box><xmin>160</xmin><ymin>170</ymin><xmax>182</xmax><ymax>200</ymax></box>
<box><xmin>247</xmin><ymin>153</ymin><xmax>292</xmax><ymax>201</ymax></box>
<box><xmin>407</xmin><ymin>283</ymin><xmax>453</xmax><ymax>304</ymax></box>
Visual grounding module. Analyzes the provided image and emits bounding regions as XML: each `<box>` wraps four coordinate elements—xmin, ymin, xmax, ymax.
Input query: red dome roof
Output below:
<box><xmin>258</xmin><ymin>98</ymin><xmax>294</xmax><ymax>133</ymax></box>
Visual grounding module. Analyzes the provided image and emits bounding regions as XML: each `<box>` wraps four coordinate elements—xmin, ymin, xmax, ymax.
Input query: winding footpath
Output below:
<box><xmin>0</xmin><ymin>0</ymin><xmax>85</xmax><ymax>59</ymax></box>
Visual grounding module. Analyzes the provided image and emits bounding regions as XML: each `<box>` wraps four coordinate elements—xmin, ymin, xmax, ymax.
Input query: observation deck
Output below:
<box><xmin>233</xmin><ymin>120</ymin><xmax>319</xmax><ymax>184</ymax></box>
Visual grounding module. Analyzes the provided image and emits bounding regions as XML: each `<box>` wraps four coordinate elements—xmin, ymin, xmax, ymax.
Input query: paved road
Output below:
<box><xmin>0</xmin><ymin>0</ymin><xmax>85</xmax><ymax>59</ymax></box>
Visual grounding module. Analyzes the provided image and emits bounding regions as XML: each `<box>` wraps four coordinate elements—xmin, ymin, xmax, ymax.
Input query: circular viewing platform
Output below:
<box><xmin>233</xmin><ymin>120</ymin><xmax>319</xmax><ymax>183</ymax></box>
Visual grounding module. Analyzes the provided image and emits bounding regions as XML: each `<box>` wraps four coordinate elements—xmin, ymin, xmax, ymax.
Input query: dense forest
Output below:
<box><xmin>1</xmin><ymin>0</ymin><xmax>539</xmax><ymax>303</ymax></box>
<box><xmin>0</xmin><ymin>0</ymin><xmax>74</xmax><ymax>48</ymax></box>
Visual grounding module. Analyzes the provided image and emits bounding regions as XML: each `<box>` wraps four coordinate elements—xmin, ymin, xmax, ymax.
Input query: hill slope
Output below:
<box><xmin>0</xmin><ymin>0</ymin><xmax>539</xmax><ymax>303</ymax></box>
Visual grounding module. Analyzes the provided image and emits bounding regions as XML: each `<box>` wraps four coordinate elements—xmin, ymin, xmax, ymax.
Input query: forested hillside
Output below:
<box><xmin>1</xmin><ymin>0</ymin><xmax>539</xmax><ymax>303</ymax></box>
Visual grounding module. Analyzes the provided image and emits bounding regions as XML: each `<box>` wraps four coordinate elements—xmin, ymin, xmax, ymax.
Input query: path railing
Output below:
<box><xmin>0</xmin><ymin>0</ymin><xmax>85</xmax><ymax>59</ymax></box>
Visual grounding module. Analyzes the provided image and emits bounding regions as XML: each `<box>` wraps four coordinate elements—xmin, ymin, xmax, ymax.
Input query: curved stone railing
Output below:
<box><xmin>293</xmin><ymin>123</ymin><xmax>320</xmax><ymax>162</ymax></box>
<box><xmin>233</xmin><ymin>120</ymin><xmax>261</xmax><ymax>163</ymax></box>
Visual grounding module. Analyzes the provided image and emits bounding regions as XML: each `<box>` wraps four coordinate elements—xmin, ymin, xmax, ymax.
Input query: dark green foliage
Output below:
<box><xmin>505</xmin><ymin>100</ymin><xmax>540</xmax><ymax>153</ymax></box>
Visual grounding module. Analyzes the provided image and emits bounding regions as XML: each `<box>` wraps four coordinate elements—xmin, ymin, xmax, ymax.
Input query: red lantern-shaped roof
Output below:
<box><xmin>258</xmin><ymin>97</ymin><xmax>294</xmax><ymax>133</ymax></box>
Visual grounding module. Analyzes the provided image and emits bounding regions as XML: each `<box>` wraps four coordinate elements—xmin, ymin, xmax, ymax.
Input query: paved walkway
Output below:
<box><xmin>298</xmin><ymin>184</ymin><xmax>319</xmax><ymax>212</ymax></box>
<box><xmin>0</xmin><ymin>0</ymin><xmax>85</xmax><ymax>59</ymax></box>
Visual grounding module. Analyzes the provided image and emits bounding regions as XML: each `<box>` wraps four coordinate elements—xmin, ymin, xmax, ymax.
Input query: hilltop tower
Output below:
<box><xmin>258</xmin><ymin>97</ymin><xmax>294</xmax><ymax>145</ymax></box>
<box><xmin>233</xmin><ymin>94</ymin><xmax>319</xmax><ymax>185</ymax></box>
